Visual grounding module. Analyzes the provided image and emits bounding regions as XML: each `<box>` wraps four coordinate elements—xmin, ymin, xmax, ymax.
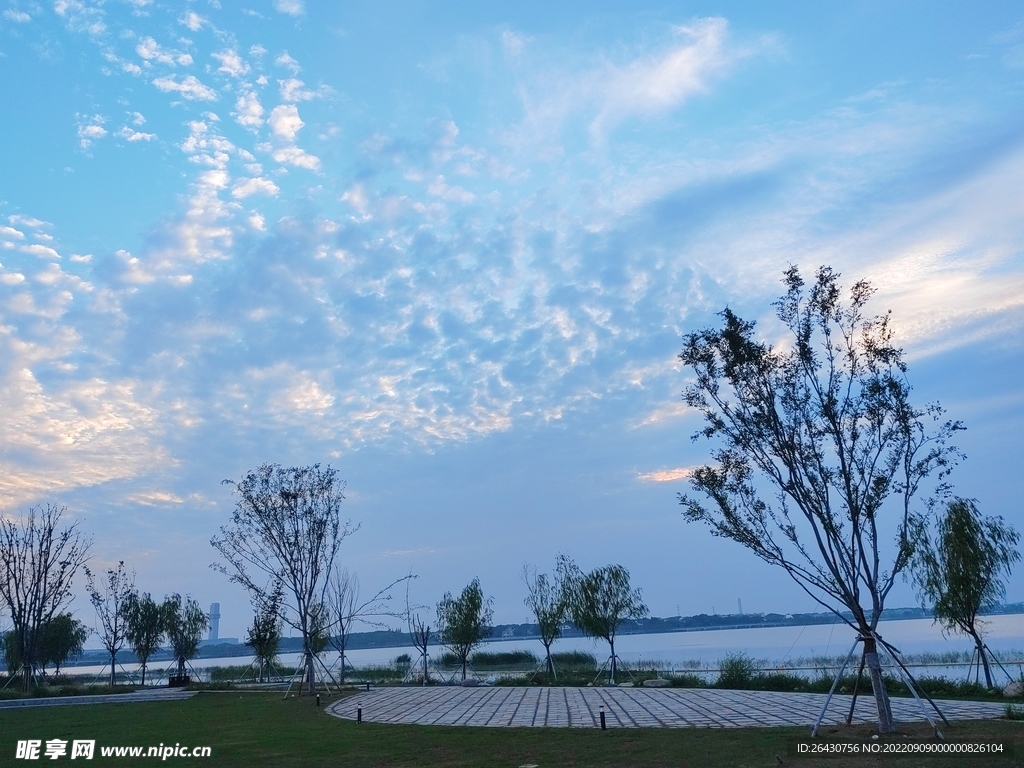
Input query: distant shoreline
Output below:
<box><xmin>64</xmin><ymin>603</ymin><xmax>1024</xmax><ymax>668</ymax></box>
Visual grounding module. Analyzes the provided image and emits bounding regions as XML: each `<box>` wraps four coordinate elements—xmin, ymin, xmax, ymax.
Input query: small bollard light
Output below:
<box><xmin>316</xmin><ymin>694</ymin><xmax>320</xmax><ymax>708</ymax></box>
<box><xmin>357</xmin><ymin>707</ymin><xmax>363</xmax><ymax>723</ymax></box>
<box><xmin>600</xmin><ymin>707</ymin><xmax>606</xmax><ymax>730</ymax></box>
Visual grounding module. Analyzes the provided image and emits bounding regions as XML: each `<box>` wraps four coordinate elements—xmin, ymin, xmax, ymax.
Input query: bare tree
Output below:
<box><xmin>437</xmin><ymin>578</ymin><xmax>493</xmax><ymax>682</ymax></box>
<box><xmin>910</xmin><ymin>498</ymin><xmax>1020</xmax><ymax>688</ymax></box>
<box><xmin>212</xmin><ymin>464</ymin><xmax>355</xmax><ymax>694</ymax></box>
<box><xmin>406</xmin><ymin>581</ymin><xmax>432</xmax><ymax>685</ymax></box>
<box><xmin>327</xmin><ymin>568</ymin><xmax>412</xmax><ymax>684</ymax></box>
<box><xmin>125</xmin><ymin>591</ymin><xmax>165</xmax><ymax>686</ymax></box>
<box><xmin>557</xmin><ymin>555</ymin><xmax>647</xmax><ymax>684</ymax></box>
<box><xmin>0</xmin><ymin>505</ymin><xmax>91</xmax><ymax>690</ymax></box>
<box><xmin>163</xmin><ymin>594</ymin><xmax>208</xmax><ymax>683</ymax></box>
<box><xmin>678</xmin><ymin>266</ymin><xmax>963</xmax><ymax>732</ymax></box>
<box><xmin>85</xmin><ymin>561</ymin><xmax>134</xmax><ymax>687</ymax></box>
<box><xmin>522</xmin><ymin>563</ymin><xmax>567</xmax><ymax>678</ymax></box>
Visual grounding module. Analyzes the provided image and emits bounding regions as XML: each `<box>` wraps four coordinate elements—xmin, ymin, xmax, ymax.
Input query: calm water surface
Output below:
<box><xmin>70</xmin><ymin>614</ymin><xmax>1024</xmax><ymax>680</ymax></box>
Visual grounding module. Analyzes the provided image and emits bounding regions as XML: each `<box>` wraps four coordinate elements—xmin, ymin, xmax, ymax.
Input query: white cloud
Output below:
<box><xmin>212</xmin><ymin>49</ymin><xmax>249</xmax><ymax>77</ymax></box>
<box><xmin>152</xmin><ymin>75</ymin><xmax>218</xmax><ymax>101</ymax></box>
<box><xmin>130</xmin><ymin>111</ymin><xmax>146</xmax><ymax>126</ymax></box>
<box><xmin>20</xmin><ymin>243</ymin><xmax>61</xmax><ymax>260</ymax></box>
<box><xmin>279</xmin><ymin>78</ymin><xmax>319</xmax><ymax>102</ymax></box>
<box><xmin>0</xmin><ymin>226</ymin><xmax>25</xmax><ymax>240</ymax></box>
<box><xmin>273</xmin><ymin>0</ymin><xmax>304</xmax><ymax>17</ymax></box>
<box><xmin>231</xmin><ymin>177</ymin><xmax>280</xmax><ymax>198</ymax></box>
<box><xmin>136</xmin><ymin>37</ymin><xmax>176</xmax><ymax>65</ymax></box>
<box><xmin>249</xmin><ymin>44</ymin><xmax>267</xmax><ymax>57</ymax></box>
<box><xmin>118</xmin><ymin>126</ymin><xmax>156</xmax><ymax>142</ymax></box>
<box><xmin>76</xmin><ymin>114</ymin><xmax>107</xmax><ymax>148</ymax></box>
<box><xmin>268</xmin><ymin>104</ymin><xmax>304</xmax><ymax>140</ymax></box>
<box><xmin>179</xmin><ymin>11</ymin><xmax>205</xmax><ymax>31</ymax></box>
<box><xmin>275</xmin><ymin>52</ymin><xmax>300</xmax><ymax>74</ymax></box>
<box><xmin>638</xmin><ymin>467</ymin><xmax>695</xmax><ymax>484</ymax></box>
<box><xmin>265</xmin><ymin>144</ymin><xmax>320</xmax><ymax>170</ymax></box>
<box><xmin>0</xmin><ymin>369</ymin><xmax>167</xmax><ymax>506</ymax></box>
<box><xmin>8</xmin><ymin>215</ymin><xmax>47</xmax><ymax>228</ymax></box>
<box><xmin>3</xmin><ymin>9</ymin><xmax>31</xmax><ymax>22</ymax></box>
<box><xmin>427</xmin><ymin>175</ymin><xmax>475</xmax><ymax>203</ymax></box>
<box><xmin>234</xmin><ymin>89</ymin><xmax>264</xmax><ymax>129</ymax></box>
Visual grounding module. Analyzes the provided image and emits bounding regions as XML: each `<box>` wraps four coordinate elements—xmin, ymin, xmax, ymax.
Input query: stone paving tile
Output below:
<box><xmin>328</xmin><ymin>686</ymin><xmax>1009</xmax><ymax>729</ymax></box>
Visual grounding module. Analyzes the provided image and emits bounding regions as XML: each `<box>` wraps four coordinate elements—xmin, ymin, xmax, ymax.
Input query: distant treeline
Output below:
<box><xmin>65</xmin><ymin>602</ymin><xmax>1024</xmax><ymax>666</ymax></box>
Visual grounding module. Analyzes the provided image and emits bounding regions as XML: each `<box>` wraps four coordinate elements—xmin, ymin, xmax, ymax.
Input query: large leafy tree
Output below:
<box><xmin>125</xmin><ymin>591</ymin><xmax>165</xmax><ymax>685</ymax></box>
<box><xmin>85</xmin><ymin>561</ymin><xmax>134</xmax><ymax>687</ymax></box>
<box><xmin>437</xmin><ymin>578</ymin><xmax>493</xmax><ymax>682</ymax></box>
<box><xmin>522</xmin><ymin>563</ymin><xmax>568</xmax><ymax>678</ymax></box>
<box><xmin>163</xmin><ymin>593</ymin><xmax>208</xmax><ymax>682</ymax></box>
<box><xmin>910</xmin><ymin>498</ymin><xmax>1020</xmax><ymax>688</ymax></box>
<box><xmin>678</xmin><ymin>265</ymin><xmax>962</xmax><ymax>732</ymax></box>
<box><xmin>212</xmin><ymin>464</ymin><xmax>355</xmax><ymax>694</ymax></box>
<box><xmin>0</xmin><ymin>505</ymin><xmax>91</xmax><ymax>690</ymax></box>
<box><xmin>39</xmin><ymin>613</ymin><xmax>89</xmax><ymax>677</ymax></box>
<box><xmin>557</xmin><ymin>556</ymin><xmax>647</xmax><ymax>684</ymax></box>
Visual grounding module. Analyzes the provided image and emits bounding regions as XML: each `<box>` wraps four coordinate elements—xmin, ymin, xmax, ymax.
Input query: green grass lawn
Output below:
<box><xmin>1</xmin><ymin>692</ymin><xmax>1021</xmax><ymax>767</ymax></box>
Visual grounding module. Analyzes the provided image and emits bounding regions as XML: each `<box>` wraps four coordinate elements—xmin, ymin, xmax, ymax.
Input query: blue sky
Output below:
<box><xmin>1</xmin><ymin>1</ymin><xmax>1023</xmax><ymax>642</ymax></box>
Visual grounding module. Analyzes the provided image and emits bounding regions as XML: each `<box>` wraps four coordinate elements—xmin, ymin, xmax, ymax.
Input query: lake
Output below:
<box><xmin>65</xmin><ymin>613</ymin><xmax>1024</xmax><ymax>682</ymax></box>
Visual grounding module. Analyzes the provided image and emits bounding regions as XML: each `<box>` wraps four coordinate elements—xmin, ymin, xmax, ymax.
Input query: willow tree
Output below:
<box><xmin>125</xmin><ymin>591</ymin><xmax>165</xmax><ymax>685</ymax></box>
<box><xmin>678</xmin><ymin>266</ymin><xmax>962</xmax><ymax>733</ymax></box>
<box><xmin>163</xmin><ymin>593</ymin><xmax>208</xmax><ymax>682</ymax></box>
<box><xmin>557</xmin><ymin>556</ymin><xmax>647</xmax><ymax>685</ymax></box>
<box><xmin>910</xmin><ymin>498</ymin><xmax>1020</xmax><ymax>688</ymax></box>
<box><xmin>437</xmin><ymin>578</ymin><xmax>493</xmax><ymax>682</ymax></box>
<box><xmin>212</xmin><ymin>464</ymin><xmax>355</xmax><ymax>694</ymax></box>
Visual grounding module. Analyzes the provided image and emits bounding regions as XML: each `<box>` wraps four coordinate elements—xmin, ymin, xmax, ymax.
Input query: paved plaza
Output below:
<box><xmin>328</xmin><ymin>686</ymin><xmax>1009</xmax><ymax>729</ymax></box>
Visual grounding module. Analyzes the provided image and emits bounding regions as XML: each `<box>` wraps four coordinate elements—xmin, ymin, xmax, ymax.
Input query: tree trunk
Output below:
<box><xmin>462</xmin><ymin>657</ymin><xmax>467</xmax><ymax>681</ymax></box>
<box><xmin>609</xmin><ymin>639</ymin><xmax>616</xmax><ymax>685</ymax></box>
<box><xmin>21</xmin><ymin>664</ymin><xmax>32</xmax><ymax>692</ymax></box>
<box><xmin>544</xmin><ymin>643</ymin><xmax>554</xmax><ymax>678</ymax></box>
<box><xmin>974</xmin><ymin>634</ymin><xmax>994</xmax><ymax>689</ymax></box>
<box><xmin>141</xmin><ymin>662</ymin><xmax>147</xmax><ymax>686</ymax></box>
<box><xmin>109</xmin><ymin>652</ymin><xmax>117</xmax><ymax>687</ymax></box>
<box><xmin>863</xmin><ymin>636</ymin><xmax>894</xmax><ymax>733</ymax></box>
<box><xmin>305</xmin><ymin>652</ymin><xmax>316</xmax><ymax>694</ymax></box>
<box><xmin>422</xmin><ymin>650</ymin><xmax>428</xmax><ymax>686</ymax></box>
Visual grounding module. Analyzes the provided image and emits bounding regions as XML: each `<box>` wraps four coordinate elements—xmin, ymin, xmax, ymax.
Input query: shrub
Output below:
<box><xmin>470</xmin><ymin>651</ymin><xmax>538</xmax><ymax>668</ymax></box>
<box><xmin>715</xmin><ymin>653</ymin><xmax>759</xmax><ymax>689</ymax></box>
<box><xmin>669</xmin><ymin>672</ymin><xmax>706</xmax><ymax>688</ymax></box>
<box><xmin>551</xmin><ymin>651</ymin><xmax>597</xmax><ymax>668</ymax></box>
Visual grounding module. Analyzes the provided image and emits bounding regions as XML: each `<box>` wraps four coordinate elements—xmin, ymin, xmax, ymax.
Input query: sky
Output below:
<box><xmin>1</xmin><ymin>1</ymin><xmax>1023</xmax><ymax>644</ymax></box>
